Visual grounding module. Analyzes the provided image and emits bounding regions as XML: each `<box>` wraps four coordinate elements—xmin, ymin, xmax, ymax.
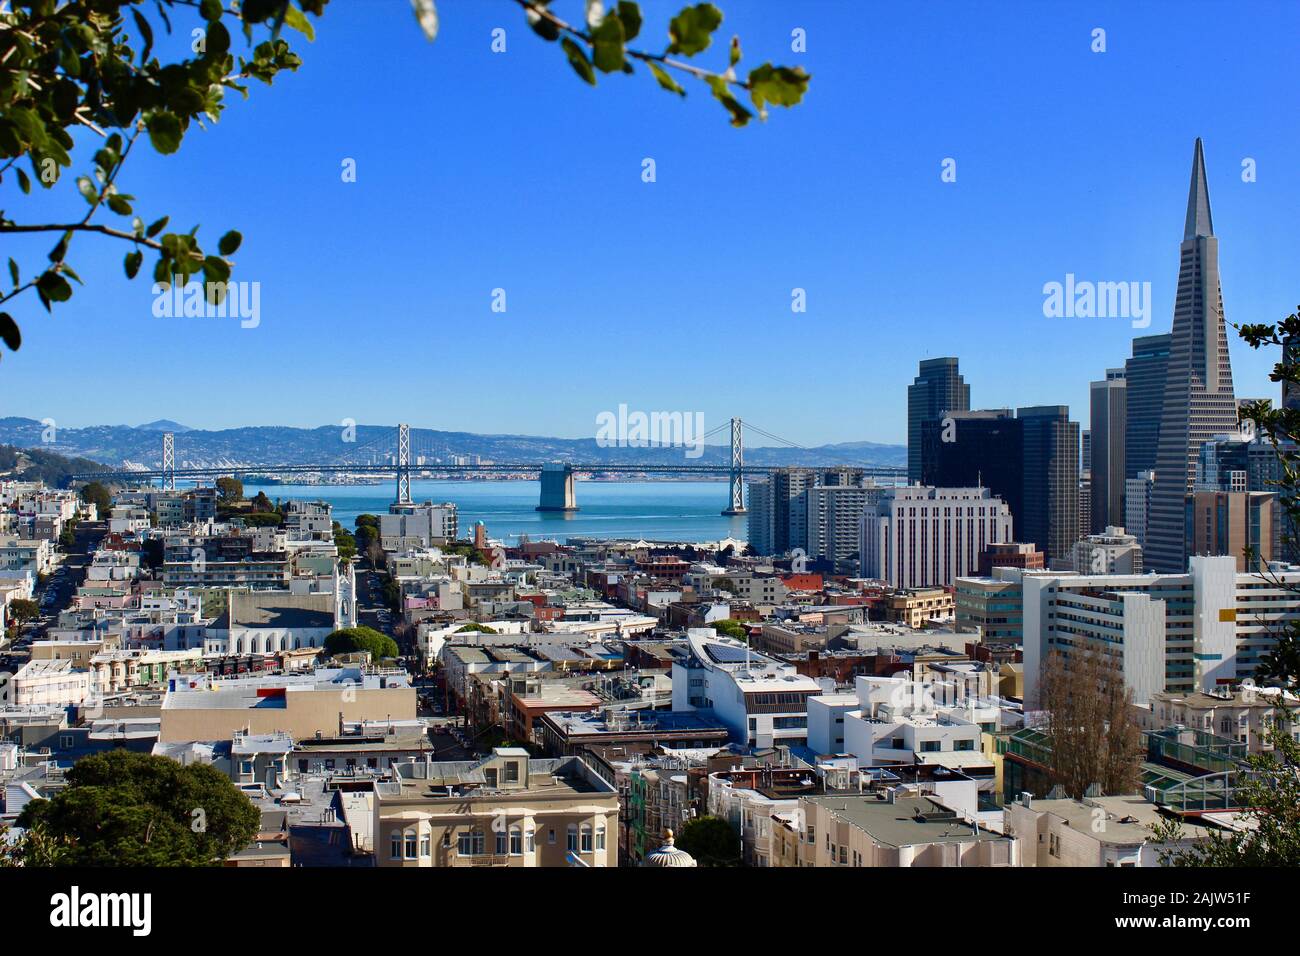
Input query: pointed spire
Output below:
<box><xmin>1184</xmin><ymin>137</ymin><xmax>1214</xmax><ymax>240</ymax></box>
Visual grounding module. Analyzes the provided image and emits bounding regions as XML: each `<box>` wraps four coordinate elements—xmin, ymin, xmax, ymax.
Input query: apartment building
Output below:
<box><xmin>1005</xmin><ymin>793</ymin><xmax>1214</xmax><ymax>867</ymax></box>
<box><xmin>372</xmin><ymin>748</ymin><xmax>618</xmax><ymax>867</ymax></box>
<box><xmin>671</xmin><ymin>630</ymin><xmax>821</xmax><ymax>749</ymax></box>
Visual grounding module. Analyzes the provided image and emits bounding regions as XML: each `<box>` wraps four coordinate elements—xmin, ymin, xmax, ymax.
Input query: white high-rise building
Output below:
<box><xmin>805</xmin><ymin>482</ymin><xmax>890</xmax><ymax>563</ymax></box>
<box><xmin>1022</xmin><ymin>556</ymin><xmax>1300</xmax><ymax>707</ymax></box>
<box><xmin>745</xmin><ymin>479</ymin><xmax>774</xmax><ymax>556</ymax></box>
<box><xmin>859</xmin><ymin>486</ymin><xmax>1013</xmax><ymax>589</ymax></box>
<box><xmin>1124</xmin><ymin>471</ymin><xmax>1156</xmax><ymax>552</ymax></box>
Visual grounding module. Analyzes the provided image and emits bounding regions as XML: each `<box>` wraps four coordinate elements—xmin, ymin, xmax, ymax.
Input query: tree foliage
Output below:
<box><xmin>15</xmin><ymin>750</ymin><xmax>260</xmax><ymax>866</ymax></box>
<box><xmin>675</xmin><ymin>815</ymin><xmax>740</xmax><ymax>866</ymax></box>
<box><xmin>1</xmin><ymin>1</ymin><xmax>807</xmax><ymax>363</ymax></box>
<box><xmin>324</xmin><ymin>625</ymin><xmax>398</xmax><ymax>661</ymax></box>
<box><xmin>79</xmin><ymin>479</ymin><xmax>113</xmax><ymax>514</ymax></box>
<box><xmin>710</xmin><ymin>618</ymin><xmax>747</xmax><ymax>641</ymax></box>
<box><xmin>1037</xmin><ymin>649</ymin><xmax>1142</xmax><ymax>799</ymax></box>
<box><xmin>1238</xmin><ymin>306</ymin><xmax>1300</xmax><ymax>685</ymax></box>
<box><xmin>215</xmin><ymin>476</ymin><xmax>244</xmax><ymax>501</ymax></box>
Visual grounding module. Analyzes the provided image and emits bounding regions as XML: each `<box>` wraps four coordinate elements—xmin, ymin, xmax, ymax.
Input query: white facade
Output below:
<box><xmin>806</xmin><ymin>483</ymin><xmax>889</xmax><ymax>562</ymax></box>
<box><xmin>1022</xmin><ymin>556</ymin><xmax>1296</xmax><ymax>707</ymax></box>
<box><xmin>1124</xmin><ymin>471</ymin><xmax>1155</xmax><ymax>552</ymax></box>
<box><xmin>671</xmin><ymin>629</ymin><xmax>820</xmax><ymax>749</ymax></box>
<box><xmin>1069</xmin><ymin>526</ymin><xmax>1143</xmax><ymax>574</ymax></box>
<box><xmin>859</xmin><ymin>486</ymin><xmax>1013</xmax><ymax>589</ymax></box>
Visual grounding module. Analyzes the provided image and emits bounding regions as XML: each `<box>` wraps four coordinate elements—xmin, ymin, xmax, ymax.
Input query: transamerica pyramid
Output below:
<box><xmin>1145</xmin><ymin>139</ymin><xmax>1238</xmax><ymax>572</ymax></box>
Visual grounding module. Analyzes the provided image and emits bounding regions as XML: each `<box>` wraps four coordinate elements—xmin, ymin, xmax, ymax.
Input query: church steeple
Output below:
<box><xmin>1183</xmin><ymin>137</ymin><xmax>1214</xmax><ymax>240</ymax></box>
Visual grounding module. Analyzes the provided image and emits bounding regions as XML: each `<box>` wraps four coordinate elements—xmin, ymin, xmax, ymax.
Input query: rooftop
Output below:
<box><xmin>806</xmin><ymin>794</ymin><xmax>1004</xmax><ymax>847</ymax></box>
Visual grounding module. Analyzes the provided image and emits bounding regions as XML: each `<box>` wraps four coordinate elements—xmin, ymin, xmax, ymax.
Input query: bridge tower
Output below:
<box><xmin>721</xmin><ymin>417</ymin><xmax>746</xmax><ymax>515</ymax></box>
<box><xmin>162</xmin><ymin>432</ymin><xmax>175</xmax><ymax>491</ymax></box>
<box><xmin>536</xmin><ymin>463</ymin><xmax>578</xmax><ymax>512</ymax></box>
<box><xmin>396</xmin><ymin>423</ymin><xmax>412</xmax><ymax>504</ymax></box>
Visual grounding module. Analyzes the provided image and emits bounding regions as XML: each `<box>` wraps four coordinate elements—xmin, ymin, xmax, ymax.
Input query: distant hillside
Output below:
<box><xmin>0</xmin><ymin>444</ymin><xmax>106</xmax><ymax>488</ymax></box>
<box><xmin>0</xmin><ymin>418</ymin><xmax>906</xmax><ymax>471</ymax></box>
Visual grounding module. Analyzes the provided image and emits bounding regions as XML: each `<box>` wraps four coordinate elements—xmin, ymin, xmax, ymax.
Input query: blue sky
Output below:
<box><xmin>2</xmin><ymin>0</ymin><xmax>1297</xmax><ymax>446</ymax></box>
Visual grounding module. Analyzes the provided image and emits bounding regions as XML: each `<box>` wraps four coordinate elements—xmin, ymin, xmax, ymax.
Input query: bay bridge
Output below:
<box><xmin>70</xmin><ymin>419</ymin><xmax>907</xmax><ymax>515</ymax></box>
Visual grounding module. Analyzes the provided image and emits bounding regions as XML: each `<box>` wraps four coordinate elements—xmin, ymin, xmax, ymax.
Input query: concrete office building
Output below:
<box><xmin>1069</xmin><ymin>526</ymin><xmax>1143</xmax><ymax>574</ymax></box>
<box><xmin>1148</xmin><ymin>141</ymin><xmax>1240</xmax><ymax>572</ymax></box>
<box><xmin>1022</xmin><ymin>556</ymin><xmax>1300</xmax><ymax>707</ymax></box>
<box><xmin>860</xmin><ymin>486</ymin><xmax>1012</xmax><ymax>590</ymax></box>
<box><xmin>908</xmin><ymin>357</ymin><xmax>970</xmax><ymax>483</ymax></box>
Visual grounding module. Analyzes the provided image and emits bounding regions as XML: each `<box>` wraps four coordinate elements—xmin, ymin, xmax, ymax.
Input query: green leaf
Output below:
<box><xmin>36</xmin><ymin>271</ymin><xmax>73</xmax><ymax>305</ymax></box>
<box><xmin>615</xmin><ymin>1</ymin><xmax>642</xmax><ymax>41</ymax></box>
<box><xmin>708</xmin><ymin>75</ymin><xmax>751</xmax><ymax>127</ymax></box>
<box><xmin>202</xmin><ymin>256</ymin><xmax>232</xmax><ymax>288</ymax></box>
<box><xmin>132</xmin><ymin>9</ymin><xmax>155</xmax><ymax>63</ymax></box>
<box><xmin>15</xmin><ymin>168</ymin><xmax>31</xmax><ymax>194</ymax></box>
<box><xmin>590</xmin><ymin>15</ymin><xmax>626</xmax><ymax>74</ymax></box>
<box><xmin>107</xmin><ymin>194</ymin><xmax>133</xmax><ymax>216</ymax></box>
<box><xmin>668</xmin><ymin>3</ymin><xmax>722</xmax><ymax>56</ymax></box>
<box><xmin>0</xmin><ymin>313</ymin><xmax>19</xmax><ymax>352</ymax></box>
<box><xmin>282</xmin><ymin>3</ymin><xmax>315</xmax><ymax>40</ymax></box>
<box><xmin>146</xmin><ymin>113</ymin><xmax>184</xmax><ymax>154</ymax></box>
<box><xmin>729</xmin><ymin>35</ymin><xmax>741</xmax><ymax>67</ymax></box>
<box><xmin>76</xmin><ymin>176</ymin><xmax>97</xmax><ymax>204</ymax></box>
<box><xmin>124</xmin><ymin>250</ymin><xmax>143</xmax><ymax>279</ymax></box>
<box><xmin>648</xmin><ymin>61</ymin><xmax>685</xmax><ymax>96</ymax></box>
<box><xmin>146</xmin><ymin>216</ymin><xmax>170</xmax><ymax>238</ymax></box>
<box><xmin>561</xmin><ymin>37</ymin><xmax>596</xmax><ymax>86</ymax></box>
<box><xmin>217</xmin><ymin>230</ymin><xmax>242</xmax><ymax>256</ymax></box>
<box><xmin>748</xmin><ymin>63</ymin><xmax>810</xmax><ymax>112</ymax></box>
<box><xmin>410</xmin><ymin>0</ymin><xmax>439</xmax><ymax>41</ymax></box>
<box><xmin>199</xmin><ymin>0</ymin><xmax>223</xmax><ymax>22</ymax></box>
<box><xmin>7</xmin><ymin>258</ymin><xmax>17</xmax><ymax>289</ymax></box>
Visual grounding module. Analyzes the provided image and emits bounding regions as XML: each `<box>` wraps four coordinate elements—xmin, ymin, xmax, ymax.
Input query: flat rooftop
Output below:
<box><xmin>807</xmin><ymin>794</ymin><xmax>1004</xmax><ymax>847</ymax></box>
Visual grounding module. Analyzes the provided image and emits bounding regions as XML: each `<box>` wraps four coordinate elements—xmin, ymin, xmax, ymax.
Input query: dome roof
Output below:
<box><xmin>642</xmin><ymin>829</ymin><xmax>697</xmax><ymax>868</ymax></box>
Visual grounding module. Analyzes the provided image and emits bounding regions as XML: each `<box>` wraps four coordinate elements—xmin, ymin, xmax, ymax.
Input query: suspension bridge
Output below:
<box><xmin>69</xmin><ymin>419</ymin><xmax>907</xmax><ymax>515</ymax></box>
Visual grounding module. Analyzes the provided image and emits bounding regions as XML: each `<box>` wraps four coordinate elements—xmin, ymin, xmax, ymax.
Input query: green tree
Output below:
<box><xmin>1152</xmin><ymin>713</ymin><xmax>1300</xmax><ymax>866</ymax></box>
<box><xmin>675</xmin><ymin>815</ymin><xmax>741</xmax><ymax>866</ymax></box>
<box><xmin>455</xmin><ymin>623</ymin><xmax>498</xmax><ymax>635</ymax></box>
<box><xmin>16</xmin><ymin>750</ymin><xmax>259</xmax><ymax>866</ymax></box>
<box><xmin>7</xmin><ymin>598</ymin><xmax>39</xmax><ymax>626</ymax></box>
<box><xmin>710</xmin><ymin>618</ymin><xmax>747</xmax><ymax>641</ymax></box>
<box><xmin>58</xmin><ymin>517</ymin><xmax>78</xmax><ymax>548</ymax></box>
<box><xmin>332</xmin><ymin>521</ymin><xmax>356</xmax><ymax>562</ymax></box>
<box><xmin>354</xmin><ymin>522</ymin><xmax>379</xmax><ymax>557</ymax></box>
<box><xmin>215</xmin><ymin>476</ymin><xmax>244</xmax><ymax>501</ymax></box>
<box><xmin>240</xmin><ymin>511</ymin><xmax>281</xmax><ymax>528</ymax></box>
<box><xmin>324</xmin><ymin>626</ymin><xmax>398</xmax><ymax>662</ymax></box>
<box><xmin>0</xmin><ymin>1</ymin><xmax>807</xmax><ymax>361</ymax></box>
<box><xmin>355</xmin><ymin>514</ymin><xmax>380</xmax><ymax>529</ymax></box>
<box><xmin>1238</xmin><ymin>305</ymin><xmax>1300</xmax><ymax>684</ymax></box>
<box><xmin>79</xmin><ymin>480</ymin><xmax>113</xmax><ymax>515</ymax></box>
<box><xmin>249</xmin><ymin>491</ymin><xmax>275</xmax><ymax>512</ymax></box>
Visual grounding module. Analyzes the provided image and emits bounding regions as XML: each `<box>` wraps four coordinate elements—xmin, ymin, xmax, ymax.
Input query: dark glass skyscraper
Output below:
<box><xmin>908</xmin><ymin>357</ymin><xmax>970</xmax><ymax>483</ymax></box>
<box><xmin>1090</xmin><ymin>370</ymin><xmax>1127</xmax><ymax>531</ymax></box>
<box><xmin>1147</xmin><ymin>139</ymin><xmax>1238</xmax><ymax>572</ymax></box>
<box><xmin>1125</xmin><ymin>333</ymin><xmax>1172</xmax><ymax>478</ymax></box>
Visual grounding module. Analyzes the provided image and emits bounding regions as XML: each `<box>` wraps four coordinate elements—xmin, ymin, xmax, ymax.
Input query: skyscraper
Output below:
<box><xmin>922</xmin><ymin>405</ymin><xmax>1080</xmax><ymax>566</ymax></box>
<box><xmin>908</xmin><ymin>357</ymin><xmax>970</xmax><ymax>483</ymax></box>
<box><xmin>1147</xmin><ymin>139</ymin><xmax>1239</xmax><ymax>572</ymax></box>
<box><xmin>1124</xmin><ymin>333</ymin><xmax>1172</xmax><ymax>479</ymax></box>
<box><xmin>1019</xmin><ymin>405</ymin><xmax>1082</xmax><ymax>567</ymax></box>
<box><xmin>1090</xmin><ymin>369</ymin><xmax>1127</xmax><ymax>531</ymax></box>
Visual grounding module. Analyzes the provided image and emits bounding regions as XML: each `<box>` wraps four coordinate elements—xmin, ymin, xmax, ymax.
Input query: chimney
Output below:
<box><xmin>1019</xmin><ymin>791</ymin><xmax>1033</xmax><ymax>808</ymax></box>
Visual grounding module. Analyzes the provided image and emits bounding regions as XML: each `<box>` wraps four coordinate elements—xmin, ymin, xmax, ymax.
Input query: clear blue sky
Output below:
<box><xmin>3</xmin><ymin>0</ymin><xmax>1297</xmax><ymax>446</ymax></box>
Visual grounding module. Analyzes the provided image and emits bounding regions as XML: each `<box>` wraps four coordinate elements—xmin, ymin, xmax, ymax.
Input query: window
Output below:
<box><xmin>920</xmin><ymin>740</ymin><xmax>941</xmax><ymax>753</ymax></box>
<box><xmin>405</xmin><ymin>830</ymin><xmax>418</xmax><ymax>860</ymax></box>
<box><xmin>496</xmin><ymin>830</ymin><xmax>508</xmax><ymax>855</ymax></box>
<box><xmin>581</xmin><ymin>824</ymin><xmax>593</xmax><ymax>853</ymax></box>
<box><xmin>504</xmin><ymin>761</ymin><xmax>519</xmax><ymax>783</ymax></box>
<box><xmin>806</xmin><ymin>825</ymin><xmax>815</xmax><ymax>844</ymax></box>
<box><xmin>60</xmin><ymin>734</ymin><xmax>75</xmax><ymax>749</ymax></box>
<box><xmin>595</xmin><ymin>822</ymin><xmax>606</xmax><ymax>851</ymax></box>
<box><xmin>420</xmin><ymin>835</ymin><xmax>431</xmax><ymax>858</ymax></box>
<box><xmin>548</xmin><ymin>827</ymin><xmax>556</xmax><ymax>845</ymax></box>
<box><xmin>442</xmin><ymin>832</ymin><xmax>452</xmax><ymax>848</ymax></box>
<box><xmin>954</xmin><ymin>739</ymin><xmax>975</xmax><ymax>751</ymax></box>
<box><xmin>458</xmin><ymin>829</ymin><xmax>485</xmax><ymax>856</ymax></box>
<box><xmin>567</xmin><ymin>824</ymin><xmax>578</xmax><ymax>852</ymax></box>
<box><xmin>510</xmin><ymin>826</ymin><xmax>523</xmax><ymax>855</ymax></box>
<box><xmin>526</xmin><ymin>827</ymin><xmax>536</xmax><ymax>852</ymax></box>
<box><xmin>390</xmin><ymin>832</ymin><xmax>402</xmax><ymax>860</ymax></box>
